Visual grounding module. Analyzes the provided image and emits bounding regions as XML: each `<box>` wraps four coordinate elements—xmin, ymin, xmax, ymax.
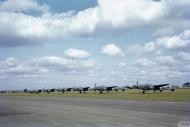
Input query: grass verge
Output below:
<box><xmin>1</xmin><ymin>88</ymin><xmax>190</xmax><ymax>102</ymax></box>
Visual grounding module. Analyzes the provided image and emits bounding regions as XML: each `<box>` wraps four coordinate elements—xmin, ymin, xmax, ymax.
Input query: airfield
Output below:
<box><xmin>0</xmin><ymin>89</ymin><xmax>189</xmax><ymax>127</ymax></box>
<box><xmin>2</xmin><ymin>88</ymin><xmax>190</xmax><ymax>101</ymax></box>
<box><xmin>0</xmin><ymin>95</ymin><xmax>189</xmax><ymax>127</ymax></box>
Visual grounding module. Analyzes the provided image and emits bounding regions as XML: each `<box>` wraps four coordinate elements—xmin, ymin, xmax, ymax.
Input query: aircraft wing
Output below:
<box><xmin>107</xmin><ymin>86</ymin><xmax>117</xmax><ymax>89</ymax></box>
<box><xmin>83</xmin><ymin>87</ymin><xmax>90</xmax><ymax>91</ymax></box>
<box><xmin>154</xmin><ymin>84</ymin><xmax>169</xmax><ymax>88</ymax></box>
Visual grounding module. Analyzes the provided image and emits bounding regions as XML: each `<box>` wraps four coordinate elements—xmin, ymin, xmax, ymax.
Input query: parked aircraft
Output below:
<box><xmin>74</xmin><ymin>87</ymin><xmax>90</xmax><ymax>93</ymax></box>
<box><xmin>135</xmin><ymin>80</ymin><xmax>174</xmax><ymax>94</ymax></box>
<box><xmin>93</xmin><ymin>84</ymin><xmax>117</xmax><ymax>94</ymax></box>
<box><xmin>110</xmin><ymin>86</ymin><xmax>132</xmax><ymax>92</ymax></box>
<box><xmin>57</xmin><ymin>88</ymin><xmax>74</xmax><ymax>93</ymax></box>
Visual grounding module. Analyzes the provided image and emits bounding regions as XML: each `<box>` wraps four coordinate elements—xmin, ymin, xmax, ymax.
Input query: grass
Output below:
<box><xmin>1</xmin><ymin>88</ymin><xmax>190</xmax><ymax>102</ymax></box>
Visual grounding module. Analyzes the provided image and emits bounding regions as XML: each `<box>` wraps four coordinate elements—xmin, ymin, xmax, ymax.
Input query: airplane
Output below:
<box><xmin>93</xmin><ymin>84</ymin><xmax>117</xmax><ymax>94</ymax></box>
<box><xmin>29</xmin><ymin>89</ymin><xmax>42</xmax><ymax>94</ymax></box>
<box><xmin>120</xmin><ymin>86</ymin><xmax>132</xmax><ymax>91</ymax></box>
<box><xmin>74</xmin><ymin>87</ymin><xmax>90</xmax><ymax>94</ymax></box>
<box><xmin>58</xmin><ymin>88</ymin><xmax>74</xmax><ymax>93</ymax></box>
<box><xmin>135</xmin><ymin>80</ymin><xmax>173</xmax><ymax>94</ymax></box>
<box><xmin>110</xmin><ymin>86</ymin><xmax>132</xmax><ymax>92</ymax></box>
<box><xmin>160</xmin><ymin>86</ymin><xmax>175</xmax><ymax>92</ymax></box>
<box><xmin>43</xmin><ymin>89</ymin><xmax>56</xmax><ymax>94</ymax></box>
<box><xmin>39</xmin><ymin>88</ymin><xmax>69</xmax><ymax>94</ymax></box>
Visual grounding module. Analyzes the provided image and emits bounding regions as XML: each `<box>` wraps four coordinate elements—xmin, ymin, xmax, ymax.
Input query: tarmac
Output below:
<box><xmin>0</xmin><ymin>96</ymin><xmax>189</xmax><ymax>127</ymax></box>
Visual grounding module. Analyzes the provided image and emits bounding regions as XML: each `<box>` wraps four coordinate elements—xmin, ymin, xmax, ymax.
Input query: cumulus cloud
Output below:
<box><xmin>180</xmin><ymin>30</ymin><xmax>190</xmax><ymax>40</ymax></box>
<box><xmin>64</xmin><ymin>48</ymin><xmax>90</xmax><ymax>59</ymax></box>
<box><xmin>127</xmin><ymin>41</ymin><xmax>157</xmax><ymax>55</ymax></box>
<box><xmin>0</xmin><ymin>56</ymin><xmax>97</xmax><ymax>78</ymax></box>
<box><xmin>0</xmin><ymin>56</ymin><xmax>99</xmax><ymax>88</ymax></box>
<box><xmin>128</xmin><ymin>30</ymin><xmax>190</xmax><ymax>55</ymax></box>
<box><xmin>134</xmin><ymin>58</ymin><xmax>155</xmax><ymax>67</ymax></box>
<box><xmin>0</xmin><ymin>58</ymin><xmax>47</xmax><ymax>76</ymax></box>
<box><xmin>156</xmin><ymin>30</ymin><xmax>190</xmax><ymax>49</ymax></box>
<box><xmin>154</xmin><ymin>55</ymin><xmax>180</xmax><ymax>66</ymax></box>
<box><xmin>30</xmin><ymin>56</ymin><xmax>97</xmax><ymax>72</ymax></box>
<box><xmin>152</xmin><ymin>28</ymin><xmax>174</xmax><ymax>37</ymax></box>
<box><xmin>128</xmin><ymin>54</ymin><xmax>190</xmax><ymax>83</ymax></box>
<box><xmin>157</xmin><ymin>36</ymin><xmax>189</xmax><ymax>49</ymax></box>
<box><xmin>97</xmin><ymin>0</ymin><xmax>167</xmax><ymax>27</ymax></box>
<box><xmin>176</xmin><ymin>51</ymin><xmax>190</xmax><ymax>61</ymax></box>
<box><xmin>101</xmin><ymin>43</ymin><xmax>122</xmax><ymax>56</ymax></box>
<box><xmin>0</xmin><ymin>0</ymin><xmax>190</xmax><ymax>47</ymax></box>
<box><xmin>143</xmin><ymin>41</ymin><xmax>157</xmax><ymax>53</ymax></box>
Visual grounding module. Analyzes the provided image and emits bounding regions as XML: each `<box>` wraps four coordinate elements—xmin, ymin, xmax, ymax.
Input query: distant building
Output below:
<box><xmin>183</xmin><ymin>82</ymin><xmax>190</xmax><ymax>88</ymax></box>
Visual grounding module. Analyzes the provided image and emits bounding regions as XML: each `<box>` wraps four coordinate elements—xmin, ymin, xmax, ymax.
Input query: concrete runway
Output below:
<box><xmin>0</xmin><ymin>96</ymin><xmax>189</xmax><ymax>127</ymax></box>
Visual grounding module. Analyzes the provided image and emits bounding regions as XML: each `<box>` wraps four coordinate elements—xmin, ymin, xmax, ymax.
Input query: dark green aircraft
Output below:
<box><xmin>93</xmin><ymin>84</ymin><xmax>117</xmax><ymax>94</ymax></box>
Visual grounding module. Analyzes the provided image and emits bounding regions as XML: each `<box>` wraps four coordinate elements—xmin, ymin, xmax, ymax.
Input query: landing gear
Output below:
<box><xmin>62</xmin><ymin>89</ymin><xmax>65</xmax><ymax>94</ymax></box>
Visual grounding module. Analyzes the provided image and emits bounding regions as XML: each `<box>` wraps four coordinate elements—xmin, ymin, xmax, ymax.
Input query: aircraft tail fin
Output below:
<box><xmin>136</xmin><ymin>80</ymin><xmax>138</xmax><ymax>85</ymax></box>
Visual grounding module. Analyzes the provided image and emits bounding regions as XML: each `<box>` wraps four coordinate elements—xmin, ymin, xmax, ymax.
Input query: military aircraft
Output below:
<box><xmin>135</xmin><ymin>80</ymin><xmax>173</xmax><ymax>94</ymax></box>
<box><xmin>42</xmin><ymin>89</ymin><xmax>56</xmax><ymax>94</ymax></box>
<box><xmin>120</xmin><ymin>86</ymin><xmax>132</xmax><ymax>91</ymax></box>
<box><xmin>74</xmin><ymin>87</ymin><xmax>90</xmax><ymax>94</ymax></box>
<box><xmin>110</xmin><ymin>86</ymin><xmax>132</xmax><ymax>92</ymax></box>
<box><xmin>58</xmin><ymin>88</ymin><xmax>74</xmax><ymax>93</ymax></box>
<box><xmin>93</xmin><ymin>84</ymin><xmax>117</xmax><ymax>94</ymax></box>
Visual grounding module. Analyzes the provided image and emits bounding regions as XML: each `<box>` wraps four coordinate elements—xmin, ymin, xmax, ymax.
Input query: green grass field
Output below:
<box><xmin>1</xmin><ymin>88</ymin><xmax>190</xmax><ymax>102</ymax></box>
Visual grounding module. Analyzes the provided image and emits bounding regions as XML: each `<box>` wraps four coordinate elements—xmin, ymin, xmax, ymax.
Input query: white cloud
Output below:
<box><xmin>97</xmin><ymin>0</ymin><xmax>167</xmax><ymax>28</ymax></box>
<box><xmin>4</xmin><ymin>65</ymin><xmax>48</xmax><ymax>75</ymax></box>
<box><xmin>127</xmin><ymin>41</ymin><xmax>157</xmax><ymax>55</ymax></box>
<box><xmin>0</xmin><ymin>56</ymin><xmax>97</xmax><ymax>77</ymax></box>
<box><xmin>30</xmin><ymin>56</ymin><xmax>97</xmax><ymax>71</ymax></box>
<box><xmin>0</xmin><ymin>58</ymin><xmax>18</xmax><ymax>68</ymax></box>
<box><xmin>180</xmin><ymin>30</ymin><xmax>190</xmax><ymax>40</ymax></box>
<box><xmin>126</xmin><ymin>44</ymin><xmax>141</xmax><ymax>54</ymax></box>
<box><xmin>176</xmin><ymin>51</ymin><xmax>190</xmax><ymax>61</ymax></box>
<box><xmin>152</xmin><ymin>28</ymin><xmax>174</xmax><ymax>37</ymax></box>
<box><xmin>143</xmin><ymin>41</ymin><xmax>157</xmax><ymax>53</ymax></box>
<box><xmin>134</xmin><ymin>58</ymin><xmax>155</xmax><ymax>67</ymax></box>
<box><xmin>0</xmin><ymin>58</ymin><xmax>48</xmax><ymax>76</ymax></box>
<box><xmin>157</xmin><ymin>35</ymin><xmax>190</xmax><ymax>49</ymax></box>
<box><xmin>156</xmin><ymin>30</ymin><xmax>190</xmax><ymax>49</ymax></box>
<box><xmin>0</xmin><ymin>0</ymin><xmax>190</xmax><ymax>47</ymax></box>
<box><xmin>0</xmin><ymin>56</ymin><xmax>99</xmax><ymax>88</ymax></box>
<box><xmin>155</xmin><ymin>56</ymin><xmax>179</xmax><ymax>66</ymax></box>
<box><xmin>101</xmin><ymin>43</ymin><xmax>122</xmax><ymax>56</ymax></box>
<box><xmin>64</xmin><ymin>48</ymin><xmax>90</xmax><ymax>59</ymax></box>
<box><xmin>128</xmin><ymin>54</ymin><xmax>190</xmax><ymax>83</ymax></box>
<box><xmin>127</xmin><ymin>30</ymin><xmax>190</xmax><ymax>55</ymax></box>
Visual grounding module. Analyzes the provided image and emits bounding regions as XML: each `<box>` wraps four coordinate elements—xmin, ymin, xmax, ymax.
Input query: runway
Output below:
<box><xmin>0</xmin><ymin>96</ymin><xmax>189</xmax><ymax>127</ymax></box>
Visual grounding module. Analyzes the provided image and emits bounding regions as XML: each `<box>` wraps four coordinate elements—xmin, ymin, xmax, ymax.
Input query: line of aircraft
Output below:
<box><xmin>0</xmin><ymin>81</ymin><xmax>176</xmax><ymax>94</ymax></box>
<box><xmin>23</xmin><ymin>81</ymin><xmax>175</xmax><ymax>94</ymax></box>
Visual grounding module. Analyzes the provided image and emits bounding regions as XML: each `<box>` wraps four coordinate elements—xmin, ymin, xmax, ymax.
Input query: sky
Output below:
<box><xmin>0</xmin><ymin>0</ymin><xmax>190</xmax><ymax>90</ymax></box>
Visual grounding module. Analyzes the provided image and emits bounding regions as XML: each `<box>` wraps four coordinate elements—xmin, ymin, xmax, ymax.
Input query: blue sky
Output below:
<box><xmin>0</xmin><ymin>0</ymin><xmax>190</xmax><ymax>90</ymax></box>
<box><xmin>37</xmin><ymin>0</ymin><xmax>97</xmax><ymax>12</ymax></box>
